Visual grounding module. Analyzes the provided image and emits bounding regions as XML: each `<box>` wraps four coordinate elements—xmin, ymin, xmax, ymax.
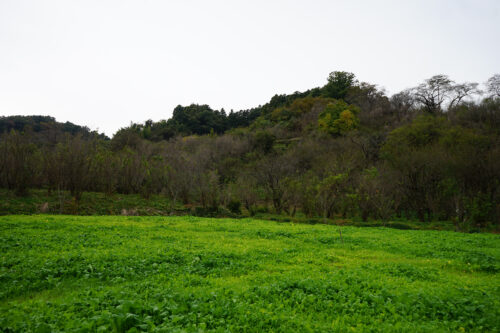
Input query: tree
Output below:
<box><xmin>252</xmin><ymin>131</ymin><xmax>276</xmax><ymax>154</ymax></box>
<box><xmin>448</xmin><ymin>82</ymin><xmax>481</xmax><ymax>109</ymax></box>
<box><xmin>115</xmin><ymin>147</ymin><xmax>147</xmax><ymax>194</ymax></box>
<box><xmin>322</xmin><ymin>71</ymin><xmax>357</xmax><ymax>99</ymax></box>
<box><xmin>0</xmin><ymin>130</ymin><xmax>39</xmax><ymax>195</ymax></box>
<box><xmin>168</xmin><ymin>104</ymin><xmax>228</xmax><ymax>135</ymax></box>
<box><xmin>231</xmin><ymin>174</ymin><xmax>260</xmax><ymax>215</ymax></box>
<box><xmin>89</xmin><ymin>145</ymin><xmax>118</xmax><ymax>195</ymax></box>
<box><xmin>253</xmin><ymin>154</ymin><xmax>295</xmax><ymax>213</ymax></box>
<box><xmin>346</xmin><ymin>82</ymin><xmax>391</xmax><ymax>129</ymax></box>
<box><xmin>356</xmin><ymin>167</ymin><xmax>394</xmax><ymax>221</ymax></box>
<box><xmin>485</xmin><ymin>74</ymin><xmax>500</xmax><ymax>98</ymax></box>
<box><xmin>414</xmin><ymin>75</ymin><xmax>480</xmax><ymax>113</ymax></box>
<box><xmin>390</xmin><ymin>89</ymin><xmax>416</xmax><ymax>123</ymax></box>
<box><xmin>318</xmin><ymin>100</ymin><xmax>360</xmax><ymax>135</ymax></box>
<box><xmin>414</xmin><ymin>75</ymin><xmax>454</xmax><ymax>114</ymax></box>
<box><xmin>314</xmin><ymin>172</ymin><xmax>350</xmax><ymax>221</ymax></box>
<box><xmin>196</xmin><ymin>170</ymin><xmax>220</xmax><ymax>209</ymax></box>
<box><xmin>111</xmin><ymin>126</ymin><xmax>143</xmax><ymax>151</ymax></box>
<box><xmin>55</xmin><ymin>135</ymin><xmax>95</xmax><ymax>202</ymax></box>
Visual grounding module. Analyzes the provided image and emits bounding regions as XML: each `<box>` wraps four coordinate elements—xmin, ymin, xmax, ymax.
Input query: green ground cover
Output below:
<box><xmin>0</xmin><ymin>215</ymin><xmax>499</xmax><ymax>332</ymax></box>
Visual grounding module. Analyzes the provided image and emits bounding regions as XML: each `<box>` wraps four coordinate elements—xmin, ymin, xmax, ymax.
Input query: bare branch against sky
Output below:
<box><xmin>1</xmin><ymin>0</ymin><xmax>499</xmax><ymax>135</ymax></box>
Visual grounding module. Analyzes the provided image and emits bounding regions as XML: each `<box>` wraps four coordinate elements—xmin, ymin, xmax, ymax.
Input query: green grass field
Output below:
<box><xmin>1</xmin><ymin>216</ymin><xmax>499</xmax><ymax>332</ymax></box>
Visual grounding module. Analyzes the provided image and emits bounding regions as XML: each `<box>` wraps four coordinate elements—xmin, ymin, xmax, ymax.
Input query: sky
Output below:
<box><xmin>1</xmin><ymin>0</ymin><xmax>499</xmax><ymax>136</ymax></box>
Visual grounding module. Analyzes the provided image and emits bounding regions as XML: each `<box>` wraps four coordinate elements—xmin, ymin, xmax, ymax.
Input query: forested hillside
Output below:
<box><xmin>1</xmin><ymin>72</ymin><xmax>499</xmax><ymax>229</ymax></box>
<box><xmin>0</xmin><ymin>115</ymin><xmax>107</xmax><ymax>144</ymax></box>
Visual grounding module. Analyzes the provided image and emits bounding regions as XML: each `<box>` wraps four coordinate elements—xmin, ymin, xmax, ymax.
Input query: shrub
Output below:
<box><xmin>227</xmin><ymin>200</ymin><xmax>242</xmax><ymax>215</ymax></box>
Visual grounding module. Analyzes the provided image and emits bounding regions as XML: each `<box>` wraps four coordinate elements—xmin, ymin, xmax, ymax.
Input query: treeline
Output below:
<box><xmin>1</xmin><ymin>72</ymin><xmax>499</xmax><ymax>229</ymax></box>
<box><xmin>111</xmin><ymin>71</ymin><xmax>358</xmax><ymax>140</ymax></box>
<box><xmin>0</xmin><ymin>115</ymin><xmax>107</xmax><ymax>144</ymax></box>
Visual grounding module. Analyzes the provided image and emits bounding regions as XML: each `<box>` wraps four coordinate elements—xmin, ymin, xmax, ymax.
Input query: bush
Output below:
<box><xmin>227</xmin><ymin>200</ymin><xmax>242</xmax><ymax>215</ymax></box>
<box><xmin>387</xmin><ymin>222</ymin><xmax>413</xmax><ymax>230</ymax></box>
<box><xmin>192</xmin><ymin>206</ymin><xmax>218</xmax><ymax>217</ymax></box>
<box><xmin>192</xmin><ymin>206</ymin><xmax>240</xmax><ymax>218</ymax></box>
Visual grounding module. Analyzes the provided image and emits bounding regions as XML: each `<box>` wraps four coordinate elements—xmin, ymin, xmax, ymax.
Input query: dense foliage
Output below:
<box><xmin>1</xmin><ymin>72</ymin><xmax>499</xmax><ymax>229</ymax></box>
<box><xmin>0</xmin><ymin>115</ymin><xmax>107</xmax><ymax>144</ymax></box>
<box><xmin>1</xmin><ymin>216</ymin><xmax>499</xmax><ymax>331</ymax></box>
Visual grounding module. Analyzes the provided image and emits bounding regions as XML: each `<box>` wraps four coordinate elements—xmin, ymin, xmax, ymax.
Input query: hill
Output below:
<box><xmin>0</xmin><ymin>115</ymin><xmax>107</xmax><ymax>145</ymax></box>
<box><xmin>0</xmin><ymin>72</ymin><xmax>499</xmax><ymax>229</ymax></box>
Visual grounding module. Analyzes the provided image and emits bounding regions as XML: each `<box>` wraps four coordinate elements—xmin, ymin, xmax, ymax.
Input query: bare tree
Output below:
<box><xmin>448</xmin><ymin>82</ymin><xmax>481</xmax><ymax>109</ymax></box>
<box><xmin>485</xmin><ymin>74</ymin><xmax>500</xmax><ymax>98</ymax></box>
<box><xmin>231</xmin><ymin>173</ymin><xmax>260</xmax><ymax>215</ymax></box>
<box><xmin>253</xmin><ymin>154</ymin><xmax>295</xmax><ymax>213</ymax></box>
<box><xmin>56</xmin><ymin>135</ymin><xmax>95</xmax><ymax>202</ymax></box>
<box><xmin>414</xmin><ymin>75</ymin><xmax>454</xmax><ymax>114</ymax></box>
<box><xmin>390</xmin><ymin>89</ymin><xmax>416</xmax><ymax>123</ymax></box>
<box><xmin>196</xmin><ymin>170</ymin><xmax>220</xmax><ymax>209</ymax></box>
<box><xmin>414</xmin><ymin>75</ymin><xmax>481</xmax><ymax>113</ymax></box>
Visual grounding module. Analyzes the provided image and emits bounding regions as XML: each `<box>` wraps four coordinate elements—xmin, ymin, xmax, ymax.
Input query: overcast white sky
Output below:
<box><xmin>1</xmin><ymin>0</ymin><xmax>499</xmax><ymax>136</ymax></box>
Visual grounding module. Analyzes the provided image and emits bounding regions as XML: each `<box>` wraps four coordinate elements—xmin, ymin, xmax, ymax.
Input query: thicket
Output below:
<box><xmin>1</xmin><ymin>72</ymin><xmax>499</xmax><ymax>229</ymax></box>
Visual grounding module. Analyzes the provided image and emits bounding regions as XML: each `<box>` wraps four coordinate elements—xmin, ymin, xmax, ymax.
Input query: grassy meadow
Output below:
<box><xmin>1</xmin><ymin>215</ymin><xmax>499</xmax><ymax>332</ymax></box>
